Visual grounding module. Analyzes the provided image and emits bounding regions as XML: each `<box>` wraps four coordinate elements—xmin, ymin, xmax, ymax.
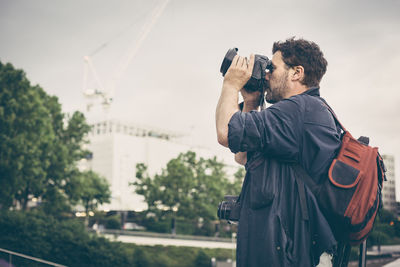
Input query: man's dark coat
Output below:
<box><xmin>228</xmin><ymin>88</ymin><xmax>340</xmax><ymax>266</ymax></box>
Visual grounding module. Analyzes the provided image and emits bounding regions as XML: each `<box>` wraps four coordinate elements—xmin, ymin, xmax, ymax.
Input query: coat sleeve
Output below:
<box><xmin>228</xmin><ymin>97</ymin><xmax>304</xmax><ymax>160</ymax></box>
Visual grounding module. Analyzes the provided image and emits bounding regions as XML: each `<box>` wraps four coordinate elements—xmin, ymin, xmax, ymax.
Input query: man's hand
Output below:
<box><xmin>216</xmin><ymin>54</ymin><xmax>255</xmax><ymax>148</ymax></box>
<box><xmin>223</xmin><ymin>54</ymin><xmax>255</xmax><ymax>91</ymax></box>
<box><xmin>235</xmin><ymin>152</ymin><xmax>247</xmax><ymax>165</ymax></box>
<box><xmin>240</xmin><ymin>89</ymin><xmax>262</xmax><ymax>110</ymax></box>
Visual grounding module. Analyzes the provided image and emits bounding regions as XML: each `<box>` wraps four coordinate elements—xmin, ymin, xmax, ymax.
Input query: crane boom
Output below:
<box><xmin>82</xmin><ymin>0</ymin><xmax>170</xmax><ymax>113</ymax></box>
<box><xmin>110</xmin><ymin>0</ymin><xmax>170</xmax><ymax>97</ymax></box>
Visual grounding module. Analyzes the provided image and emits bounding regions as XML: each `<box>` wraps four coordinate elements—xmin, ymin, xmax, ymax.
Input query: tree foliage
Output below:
<box><xmin>194</xmin><ymin>250</ymin><xmax>211</xmax><ymax>267</ymax></box>
<box><xmin>0</xmin><ymin>210</ymin><xmax>132</xmax><ymax>266</ymax></box>
<box><xmin>0</xmin><ymin>61</ymin><xmax>92</xmax><ymax>212</ymax></box>
<box><xmin>133</xmin><ymin>151</ymin><xmax>243</xmax><ymax>222</ymax></box>
<box><xmin>66</xmin><ymin>170</ymin><xmax>111</xmax><ymax>223</ymax></box>
<box><xmin>367</xmin><ymin>208</ymin><xmax>399</xmax><ymax>247</ymax></box>
<box><xmin>0</xmin><ymin>210</ymin><xmax>233</xmax><ymax>267</ymax></box>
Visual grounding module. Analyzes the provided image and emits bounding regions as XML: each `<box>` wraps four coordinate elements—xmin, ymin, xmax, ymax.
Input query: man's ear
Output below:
<box><xmin>291</xmin><ymin>66</ymin><xmax>304</xmax><ymax>82</ymax></box>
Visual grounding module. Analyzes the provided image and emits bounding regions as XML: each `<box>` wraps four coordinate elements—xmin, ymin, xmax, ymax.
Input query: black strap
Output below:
<box><xmin>293</xmin><ymin>164</ymin><xmax>318</xmax><ymax>192</ymax></box>
<box><xmin>333</xmin><ymin>242</ymin><xmax>351</xmax><ymax>267</ymax></box>
<box><xmin>292</xmin><ymin>164</ymin><xmax>322</xmax><ymax>221</ymax></box>
<box><xmin>245</xmin><ymin>155</ymin><xmax>265</xmax><ymax>171</ymax></box>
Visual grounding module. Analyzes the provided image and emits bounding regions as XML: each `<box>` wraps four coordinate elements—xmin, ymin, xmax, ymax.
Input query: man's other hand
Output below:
<box><xmin>240</xmin><ymin>89</ymin><xmax>261</xmax><ymax>109</ymax></box>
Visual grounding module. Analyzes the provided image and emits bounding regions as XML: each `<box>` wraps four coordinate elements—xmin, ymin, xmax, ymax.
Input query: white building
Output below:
<box><xmin>83</xmin><ymin>120</ymin><xmax>238</xmax><ymax>211</ymax></box>
<box><xmin>382</xmin><ymin>154</ymin><xmax>396</xmax><ymax>213</ymax></box>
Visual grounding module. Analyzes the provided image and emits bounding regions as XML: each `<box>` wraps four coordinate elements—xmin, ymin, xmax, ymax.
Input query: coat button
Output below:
<box><xmin>277</xmin><ymin>246</ymin><xmax>281</xmax><ymax>250</ymax></box>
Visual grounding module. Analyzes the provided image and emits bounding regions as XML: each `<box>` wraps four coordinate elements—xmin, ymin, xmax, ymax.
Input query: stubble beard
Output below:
<box><xmin>265</xmin><ymin>70</ymin><xmax>290</xmax><ymax>104</ymax></box>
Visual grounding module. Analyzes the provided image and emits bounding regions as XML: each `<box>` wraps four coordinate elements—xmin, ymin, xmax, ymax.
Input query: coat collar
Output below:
<box><xmin>302</xmin><ymin>87</ymin><xmax>320</xmax><ymax>97</ymax></box>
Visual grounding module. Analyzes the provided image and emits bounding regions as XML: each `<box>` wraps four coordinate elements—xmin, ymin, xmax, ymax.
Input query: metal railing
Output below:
<box><xmin>0</xmin><ymin>248</ymin><xmax>67</xmax><ymax>267</ymax></box>
<box><xmin>93</xmin><ymin>228</ymin><xmax>233</xmax><ymax>243</ymax></box>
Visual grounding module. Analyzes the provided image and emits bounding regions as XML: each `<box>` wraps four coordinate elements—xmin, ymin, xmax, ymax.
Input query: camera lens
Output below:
<box><xmin>220</xmin><ymin>48</ymin><xmax>238</xmax><ymax>76</ymax></box>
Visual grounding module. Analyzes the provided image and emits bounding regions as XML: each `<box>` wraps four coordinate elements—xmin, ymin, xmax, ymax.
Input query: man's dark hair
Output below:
<box><xmin>272</xmin><ymin>37</ymin><xmax>327</xmax><ymax>87</ymax></box>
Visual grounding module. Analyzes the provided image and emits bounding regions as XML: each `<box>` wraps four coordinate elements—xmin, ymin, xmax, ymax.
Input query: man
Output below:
<box><xmin>215</xmin><ymin>38</ymin><xmax>341</xmax><ymax>266</ymax></box>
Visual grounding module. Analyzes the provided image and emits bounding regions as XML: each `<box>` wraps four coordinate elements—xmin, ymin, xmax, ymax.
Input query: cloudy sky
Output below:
<box><xmin>1</xmin><ymin>0</ymin><xmax>399</xmax><ymax>194</ymax></box>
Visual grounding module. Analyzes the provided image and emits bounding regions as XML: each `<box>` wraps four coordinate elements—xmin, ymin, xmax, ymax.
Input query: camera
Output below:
<box><xmin>217</xmin><ymin>195</ymin><xmax>241</xmax><ymax>222</ymax></box>
<box><xmin>220</xmin><ymin>48</ymin><xmax>272</xmax><ymax>92</ymax></box>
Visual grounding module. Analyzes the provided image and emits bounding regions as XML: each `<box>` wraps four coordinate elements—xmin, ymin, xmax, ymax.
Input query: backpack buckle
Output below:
<box><xmin>357</xmin><ymin>136</ymin><xmax>369</xmax><ymax>145</ymax></box>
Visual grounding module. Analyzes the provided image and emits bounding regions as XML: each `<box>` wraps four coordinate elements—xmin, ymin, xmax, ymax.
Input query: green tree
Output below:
<box><xmin>0</xmin><ymin>61</ymin><xmax>91</xmax><ymax>212</ymax></box>
<box><xmin>133</xmin><ymin>151</ymin><xmax>240</xmax><ymax>233</ymax></box>
<box><xmin>367</xmin><ymin>209</ymin><xmax>398</xmax><ymax>248</ymax></box>
<box><xmin>40</xmin><ymin>107</ymin><xmax>91</xmax><ymax>214</ymax></box>
<box><xmin>0</xmin><ymin>62</ymin><xmax>54</xmax><ymax>209</ymax></box>
<box><xmin>67</xmin><ymin>170</ymin><xmax>111</xmax><ymax>225</ymax></box>
<box><xmin>378</xmin><ymin>208</ymin><xmax>396</xmax><ymax>224</ymax></box>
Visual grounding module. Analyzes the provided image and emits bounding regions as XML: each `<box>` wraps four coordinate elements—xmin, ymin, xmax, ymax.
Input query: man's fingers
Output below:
<box><xmin>237</xmin><ymin>56</ymin><xmax>245</xmax><ymax>67</ymax></box>
<box><xmin>248</xmin><ymin>54</ymin><xmax>255</xmax><ymax>73</ymax></box>
<box><xmin>242</xmin><ymin>57</ymin><xmax>248</xmax><ymax>67</ymax></box>
<box><xmin>231</xmin><ymin>55</ymin><xmax>253</xmax><ymax>70</ymax></box>
<box><xmin>232</xmin><ymin>55</ymin><xmax>239</xmax><ymax>66</ymax></box>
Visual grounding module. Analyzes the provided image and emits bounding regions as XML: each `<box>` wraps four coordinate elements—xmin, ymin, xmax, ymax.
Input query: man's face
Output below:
<box><xmin>265</xmin><ymin>51</ymin><xmax>291</xmax><ymax>104</ymax></box>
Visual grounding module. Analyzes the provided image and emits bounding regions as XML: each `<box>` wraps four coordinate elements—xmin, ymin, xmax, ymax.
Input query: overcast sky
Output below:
<box><xmin>1</xmin><ymin>0</ymin><xmax>399</xmax><ymax>195</ymax></box>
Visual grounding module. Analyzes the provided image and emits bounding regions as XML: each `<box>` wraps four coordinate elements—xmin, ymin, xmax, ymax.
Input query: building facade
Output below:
<box><xmin>381</xmin><ymin>154</ymin><xmax>396</xmax><ymax>213</ymax></box>
<box><xmin>82</xmin><ymin>120</ymin><xmax>237</xmax><ymax>211</ymax></box>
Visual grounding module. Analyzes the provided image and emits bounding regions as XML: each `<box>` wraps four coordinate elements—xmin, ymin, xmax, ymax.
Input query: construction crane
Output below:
<box><xmin>82</xmin><ymin>0</ymin><xmax>170</xmax><ymax>113</ymax></box>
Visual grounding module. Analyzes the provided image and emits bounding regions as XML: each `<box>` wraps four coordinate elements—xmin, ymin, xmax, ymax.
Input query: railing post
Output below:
<box><xmin>359</xmin><ymin>240</ymin><xmax>367</xmax><ymax>267</ymax></box>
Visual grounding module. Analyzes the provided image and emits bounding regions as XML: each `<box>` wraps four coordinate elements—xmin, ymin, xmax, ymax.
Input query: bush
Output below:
<box><xmin>105</xmin><ymin>215</ymin><xmax>121</xmax><ymax>230</ymax></box>
<box><xmin>195</xmin><ymin>250</ymin><xmax>211</xmax><ymax>267</ymax></box>
<box><xmin>139</xmin><ymin>215</ymin><xmax>235</xmax><ymax>237</ymax></box>
<box><xmin>367</xmin><ymin>230</ymin><xmax>390</xmax><ymax>247</ymax></box>
<box><xmin>132</xmin><ymin>247</ymin><xmax>150</xmax><ymax>267</ymax></box>
<box><xmin>141</xmin><ymin>216</ymin><xmax>171</xmax><ymax>233</ymax></box>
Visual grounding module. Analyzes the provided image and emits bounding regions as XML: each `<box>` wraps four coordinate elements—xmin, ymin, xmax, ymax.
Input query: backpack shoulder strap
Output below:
<box><xmin>318</xmin><ymin>97</ymin><xmax>347</xmax><ymax>132</ymax></box>
<box><xmin>292</xmin><ymin>164</ymin><xmax>319</xmax><ymax>193</ymax></box>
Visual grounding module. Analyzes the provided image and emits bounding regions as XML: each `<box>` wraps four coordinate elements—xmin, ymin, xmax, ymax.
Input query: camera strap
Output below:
<box><xmin>259</xmin><ymin>86</ymin><xmax>267</xmax><ymax>110</ymax></box>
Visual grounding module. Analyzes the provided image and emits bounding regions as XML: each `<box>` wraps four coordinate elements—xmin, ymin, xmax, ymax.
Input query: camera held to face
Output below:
<box><xmin>220</xmin><ymin>48</ymin><xmax>272</xmax><ymax>93</ymax></box>
<box><xmin>217</xmin><ymin>195</ymin><xmax>241</xmax><ymax>222</ymax></box>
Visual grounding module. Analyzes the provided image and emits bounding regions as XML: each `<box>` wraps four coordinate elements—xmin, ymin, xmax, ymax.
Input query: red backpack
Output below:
<box><xmin>295</xmin><ymin>98</ymin><xmax>386</xmax><ymax>245</ymax></box>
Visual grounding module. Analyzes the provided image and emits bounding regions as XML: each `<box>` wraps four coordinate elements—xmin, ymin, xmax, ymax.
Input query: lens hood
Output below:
<box><xmin>220</xmin><ymin>48</ymin><xmax>238</xmax><ymax>76</ymax></box>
